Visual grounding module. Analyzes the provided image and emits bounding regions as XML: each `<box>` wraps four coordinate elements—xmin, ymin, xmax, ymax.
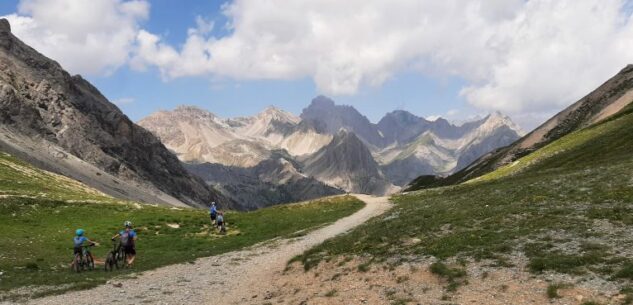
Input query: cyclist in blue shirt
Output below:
<box><xmin>209</xmin><ymin>202</ymin><xmax>218</xmax><ymax>225</ymax></box>
<box><xmin>111</xmin><ymin>221</ymin><xmax>138</xmax><ymax>267</ymax></box>
<box><xmin>73</xmin><ymin>229</ymin><xmax>96</xmax><ymax>257</ymax></box>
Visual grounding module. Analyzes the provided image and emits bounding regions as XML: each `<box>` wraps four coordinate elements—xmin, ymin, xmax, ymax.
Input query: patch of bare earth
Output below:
<box><xmin>264</xmin><ymin>258</ymin><xmax>621</xmax><ymax>305</ymax></box>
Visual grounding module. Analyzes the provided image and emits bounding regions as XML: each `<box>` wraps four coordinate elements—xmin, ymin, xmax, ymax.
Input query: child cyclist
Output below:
<box><xmin>73</xmin><ymin>229</ymin><xmax>97</xmax><ymax>260</ymax></box>
<box><xmin>111</xmin><ymin>221</ymin><xmax>138</xmax><ymax>267</ymax></box>
<box><xmin>216</xmin><ymin>211</ymin><xmax>226</xmax><ymax>234</ymax></box>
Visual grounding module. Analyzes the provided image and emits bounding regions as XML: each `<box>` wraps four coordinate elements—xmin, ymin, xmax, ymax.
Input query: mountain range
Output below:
<box><xmin>139</xmin><ymin>96</ymin><xmax>524</xmax><ymax>207</ymax></box>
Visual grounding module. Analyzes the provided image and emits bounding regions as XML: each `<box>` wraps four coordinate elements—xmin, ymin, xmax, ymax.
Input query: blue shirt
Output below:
<box><xmin>119</xmin><ymin>230</ymin><xmax>137</xmax><ymax>238</ymax></box>
<box><xmin>210</xmin><ymin>205</ymin><xmax>217</xmax><ymax>215</ymax></box>
<box><xmin>73</xmin><ymin>236</ymin><xmax>87</xmax><ymax>247</ymax></box>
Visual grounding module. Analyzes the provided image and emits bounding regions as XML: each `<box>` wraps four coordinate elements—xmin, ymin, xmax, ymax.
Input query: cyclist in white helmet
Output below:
<box><xmin>111</xmin><ymin>221</ymin><xmax>138</xmax><ymax>267</ymax></box>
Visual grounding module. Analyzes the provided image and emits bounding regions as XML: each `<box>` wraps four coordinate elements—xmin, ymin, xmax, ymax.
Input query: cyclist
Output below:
<box><xmin>111</xmin><ymin>221</ymin><xmax>138</xmax><ymax>267</ymax></box>
<box><xmin>209</xmin><ymin>202</ymin><xmax>218</xmax><ymax>225</ymax></box>
<box><xmin>216</xmin><ymin>211</ymin><xmax>226</xmax><ymax>233</ymax></box>
<box><xmin>73</xmin><ymin>229</ymin><xmax>96</xmax><ymax>261</ymax></box>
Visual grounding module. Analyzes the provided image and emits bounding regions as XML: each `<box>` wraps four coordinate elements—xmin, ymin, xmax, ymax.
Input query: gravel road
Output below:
<box><xmin>16</xmin><ymin>194</ymin><xmax>391</xmax><ymax>305</ymax></box>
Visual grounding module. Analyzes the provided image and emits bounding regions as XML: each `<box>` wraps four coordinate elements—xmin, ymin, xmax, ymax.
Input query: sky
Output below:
<box><xmin>2</xmin><ymin>0</ymin><xmax>633</xmax><ymax>131</ymax></box>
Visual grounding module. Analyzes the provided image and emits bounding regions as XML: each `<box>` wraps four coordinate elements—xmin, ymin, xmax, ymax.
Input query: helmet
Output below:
<box><xmin>124</xmin><ymin>221</ymin><xmax>132</xmax><ymax>228</ymax></box>
<box><xmin>76</xmin><ymin>229</ymin><xmax>84</xmax><ymax>236</ymax></box>
<box><xmin>211</xmin><ymin>202</ymin><xmax>216</xmax><ymax>205</ymax></box>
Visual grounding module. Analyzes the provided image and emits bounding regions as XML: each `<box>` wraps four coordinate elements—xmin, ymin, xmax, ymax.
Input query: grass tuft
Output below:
<box><xmin>429</xmin><ymin>262</ymin><xmax>467</xmax><ymax>292</ymax></box>
<box><xmin>546</xmin><ymin>282</ymin><xmax>571</xmax><ymax>299</ymax></box>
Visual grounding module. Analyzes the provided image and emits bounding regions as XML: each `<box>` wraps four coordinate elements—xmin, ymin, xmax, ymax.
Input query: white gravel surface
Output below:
<box><xmin>13</xmin><ymin>195</ymin><xmax>391</xmax><ymax>305</ymax></box>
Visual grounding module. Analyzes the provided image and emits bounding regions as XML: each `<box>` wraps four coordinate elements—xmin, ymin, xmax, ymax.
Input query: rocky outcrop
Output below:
<box><xmin>300</xmin><ymin>96</ymin><xmax>387</xmax><ymax>148</ymax></box>
<box><xmin>0</xmin><ymin>18</ymin><xmax>226</xmax><ymax>208</ymax></box>
<box><xmin>377</xmin><ymin>110</ymin><xmax>432</xmax><ymax>145</ymax></box>
<box><xmin>302</xmin><ymin>131</ymin><xmax>396</xmax><ymax>195</ymax></box>
<box><xmin>186</xmin><ymin>152</ymin><xmax>343</xmax><ymax>210</ymax></box>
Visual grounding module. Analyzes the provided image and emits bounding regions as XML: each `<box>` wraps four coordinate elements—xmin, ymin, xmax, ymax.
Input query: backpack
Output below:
<box><xmin>120</xmin><ymin>231</ymin><xmax>132</xmax><ymax>246</ymax></box>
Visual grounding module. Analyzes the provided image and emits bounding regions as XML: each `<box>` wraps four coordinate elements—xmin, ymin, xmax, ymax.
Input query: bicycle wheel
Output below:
<box><xmin>79</xmin><ymin>255</ymin><xmax>87</xmax><ymax>271</ymax></box>
<box><xmin>86</xmin><ymin>253</ymin><xmax>95</xmax><ymax>270</ymax></box>
<box><xmin>71</xmin><ymin>254</ymin><xmax>81</xmax><ymax>273</ymax></box>
<box><xmin>121</xmin><ymin>252</ymin><xmax>128</xmax><ymax>268</ymax></box>
<box><xmin>117</xmin><ymin>246</ymin><xmax>125</xmax><ymax>266</ymax></box>
<box><xmin>105</xmin><ymin>252</ymin><xmax>114</xmax><ymax>272</ymax></box>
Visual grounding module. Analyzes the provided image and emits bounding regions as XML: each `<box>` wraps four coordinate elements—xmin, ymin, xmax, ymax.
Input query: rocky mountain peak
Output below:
<box><xmin>259</xmin><ymin>106</ymin><xmax>300</xmax><ymax>124</ymax></box>
<box><xmin>386</xmin><ymin>110</ymin><xmax>427</xmax><ymax>124</ymax></box>
<box><xmin>481</xmin><ymin>111</ymin><xmax>524</xmax><ymax>136</ymax></box>
<box><xmin>171</xmin><ymin>105</ymin><xmax>222</xmax><ymax>121</ymax></box>
<box><xmin>174</xmin><ymin>105</ymin><xmax>207</xmax><ymax>113</ymax></box>
<box><xmin>309</xmin><ymin>95</ymin><xmax>336</xmax><ymax>107</ymax></box>
<box><xmin>301</xmin><ymin>96</ymin><xmax>386</xmax><ymax>147</ymax></box>
<box><xmin>0</xmin><ymin>18</ymin><xmax>10</xmax><ymax>33</ymax></box>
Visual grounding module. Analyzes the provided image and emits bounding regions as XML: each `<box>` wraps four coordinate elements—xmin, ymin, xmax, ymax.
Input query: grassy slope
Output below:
<box><xmin>0</xmin><ymin>152</ymin><xmax>364</xmax><ymax>298</ymax></box>
<box><xmin>0</xmin><ymin>152</ymin><xmax>113</xmax><ymax>202</ymax></box>
<box><xmin>296</xmin><ymin>105</ymin><xmax>633</xmax><ymax>286</ymax></box>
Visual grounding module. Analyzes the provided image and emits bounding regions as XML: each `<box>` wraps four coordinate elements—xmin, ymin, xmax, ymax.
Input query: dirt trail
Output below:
<box><xmin>20</xmin><ymin>195</ymin><xmax>391</xmax><ymax>305</ymax></box>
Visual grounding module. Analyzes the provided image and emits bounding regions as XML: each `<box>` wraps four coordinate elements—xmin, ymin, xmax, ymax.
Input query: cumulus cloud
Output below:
<box><xmin>460</xmin><ymin>0</ymin><xmax>633</xmax><ymax>113</ymax></box>
<box><xmin>131</xmin><ymin>0</ymin><xmax>633</xmax><ymax>117</ymax></box>
<box><xmin>3</xmin><ymin>0</ymin><xmax>149</xmax><ymax>75</ymax></box>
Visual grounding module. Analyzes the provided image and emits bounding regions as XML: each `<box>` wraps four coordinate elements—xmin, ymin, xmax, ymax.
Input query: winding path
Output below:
<box><xmin>23</xmin><ymin>195</ymin><xmax>392</xmax><ymax>305</ymax></box>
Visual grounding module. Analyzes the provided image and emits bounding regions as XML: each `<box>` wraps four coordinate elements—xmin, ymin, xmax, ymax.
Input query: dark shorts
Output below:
<box><xmin>73</xmin><ymin>246</ymin><xmax>82</xmax><ymax>255</ymax></box>
<box><xmin>124</xmin><ymin>244</ymin><xmax>136</xmax><ymax>255</ymax></box>
<box><xmin>217</xmin><ymin>221</ymin><xmax>223</xmax><ymax>227</ymax></box>
<box><xmin>210</xmin><ymin>213</ymin><xmax>217</xmax><ymax>220</ymax></box>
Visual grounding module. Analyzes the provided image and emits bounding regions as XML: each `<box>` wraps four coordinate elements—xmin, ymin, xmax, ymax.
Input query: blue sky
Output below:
<box><xmin>2</xmin><ymin>0</ymin><xmax>633</xmax><ymax>130</ymax></box>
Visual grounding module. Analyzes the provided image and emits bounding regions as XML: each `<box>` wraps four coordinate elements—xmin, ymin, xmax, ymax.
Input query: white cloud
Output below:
<box><xmin>132</xmin><ymin>0</ymin><xmax>633</xmax><ymax>118</ymax></box>
<box><xmin>3</xmin><ymin>0</ymin><xmax>149</xmax><ymax>76</ymax></box>
<box><xmin>460</xmin><ymin>0</ymin><xmax>633</xmax><ymax>114</ymax></box>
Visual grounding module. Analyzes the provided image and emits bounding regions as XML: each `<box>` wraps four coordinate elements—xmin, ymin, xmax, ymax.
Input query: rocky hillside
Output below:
<box><xmin>0</xmin><ymin>18</ymin><xmax>225</xmax><ymax>208</ymax></box>
<box><xmin>407</xmin><ymin>64</ymin><xmax>633</xmax><ymax>191</ymax></box>
<box><xmin>302</xmin><ymin>131</ymin><xmax>396</xmax><ymax>195</ymax></box>
<box><xmin>185</xmin><ymin>152</ymin><xmax>343</xmax><ymax>210</ymax></box>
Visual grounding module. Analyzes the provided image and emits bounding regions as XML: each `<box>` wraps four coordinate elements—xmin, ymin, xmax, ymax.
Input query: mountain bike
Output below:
<box><xmin>117</xmin><ymin>241</ymin><xmax>127</xmax><ymax>268</ymax></box>
<box><xmin>104</xmin><ymin>240</ymin><xmax>123</xmax><ymax>271</ymax></box>
<box><xmin>70</xmin><ymin>243</ymin><xmax>95</xmax><ymax>273</ymax></box>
